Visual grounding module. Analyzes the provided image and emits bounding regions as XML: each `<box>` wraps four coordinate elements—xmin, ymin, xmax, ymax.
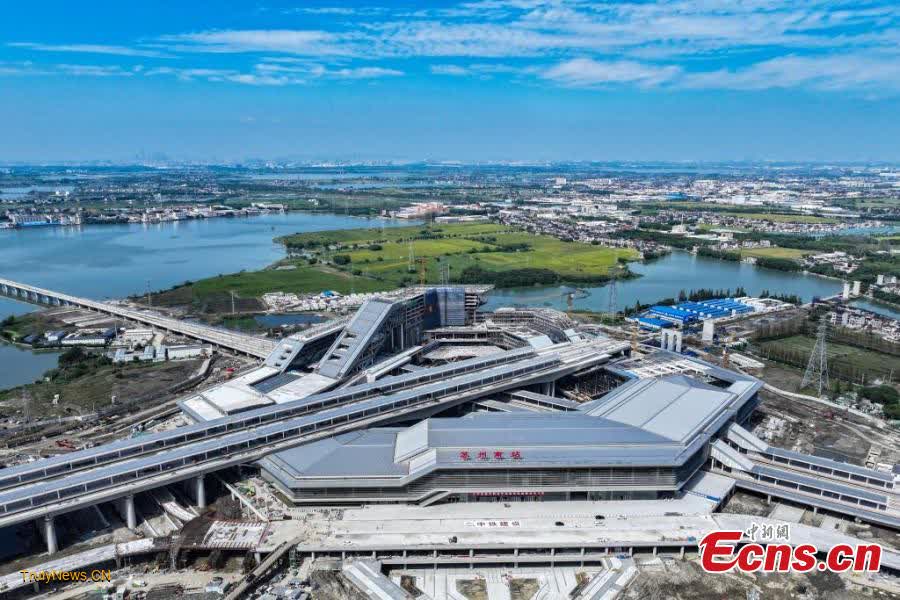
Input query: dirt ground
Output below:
<box><xmin>457</xmin><ymin>576</ymin><xmax>488</xmax><ymax>600</ymax></box>
<box><xmin>752</xmin><ymin>385</ymin><xmax>899</xmax><ymax>467</ymax></box>
<box><xmin>622</xmin><ymin>559</ymin><xmax>895</xmax><ymax>600</ymax></box>
<box><xmin>400</xmin><ymin>574</ymin><xmax>424</xmax><ymax>597</ymax></box>
<box><xmin>720</xmin><ymin>491</ymin><xmax>773</xmax><ymax>517</ymax></box>
<box><xmin>309</xmin><ymin>568</ymin><xmax>370</xmax><ymax>600</ymax></box>
<box><xmin>509</xmin><ymin>577</ymin><xmax>540</xmax><ymax>600</ymax></box>
<box><xmin>845</xmin><ymin>522</ymin><xmax>900</xmax><ymax>553</ymax></box>
<box><xmin>0</xmin><ymin>358</ymin><xmax>202</xmax><ymax>420</ymax></box>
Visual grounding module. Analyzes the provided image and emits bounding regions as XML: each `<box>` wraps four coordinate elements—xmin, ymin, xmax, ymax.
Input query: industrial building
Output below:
<box><xmin>633</xmin><ymin>297</ymin><xmax>757</xmax><ymax>329</ymax></box>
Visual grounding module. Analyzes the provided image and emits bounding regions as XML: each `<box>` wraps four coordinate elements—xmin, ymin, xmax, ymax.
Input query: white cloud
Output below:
<box><xmin>682</xmin><ymin>53</ymin><xmax>900</xmax><ymax>92</ymax></box>
<box><xmin>6</xmin><ymin>0</ymin><xmax>900</xmax><ymax>94</ymax></box>
<box><xmin>431</xmin><ymin>64</ymin><xmax>470</xmax><ymax>75</ymax></box>
<box><xmin>8</xmin><ymin>42</ymin><xmax>171</xmax><ymax>58</ymax></box>
<box><xmin>326</xmin><ymin>66</ymin><xmax>403</xmax><ymax>79</ymax></box>
<box><xmin>0</xmin><ymin>61</ymin><xmax>133</xmax><ymax>77</ymax></box>
<box><xmin>55</xmin><ymin>64</ymin><xmax>134</xmax><ymax>77</ymax></box>
<box><xmin>541</xmin><ymin>57</ymin><xmax>681</xmax><ymax>87</ymax></box>
<box><xmin>294</xmin><ymin>7</ymin><xmax>358</xmax><ymax>15</ymax></box>
<box><xmin>158</xmin><ymin>29</ymin><xmax>353</xmax><ymax>56</ymax></box>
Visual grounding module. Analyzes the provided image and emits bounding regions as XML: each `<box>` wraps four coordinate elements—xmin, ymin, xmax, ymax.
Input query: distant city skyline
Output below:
<box><xmin>2</xmin><ymin>0</ymin><xmax>900</xmax><ymax>162</ymax></box>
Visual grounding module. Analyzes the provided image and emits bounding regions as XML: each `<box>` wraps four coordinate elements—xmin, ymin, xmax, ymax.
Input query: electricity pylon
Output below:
<box><xmin>607</xmin><ymin>279</ymin><xmax>618</xmax><ymax>320</ymax></box>
<box><xmin>801</xmin><ymin>319</ymin><xmax>829</xmax><ymax>396</ymax></box>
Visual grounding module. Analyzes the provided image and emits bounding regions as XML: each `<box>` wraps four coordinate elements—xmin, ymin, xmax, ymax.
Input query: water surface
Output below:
<box><xmin>483</xmin><ymin>251</ymin><xmax>843</xmax><ymax>312</ymax></box>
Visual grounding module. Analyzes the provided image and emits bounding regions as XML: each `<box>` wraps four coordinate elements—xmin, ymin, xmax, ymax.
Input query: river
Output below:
<box><xmin>482</xmin><ymin>251</ymin><xmax>843</xmax><ymax>312</ymax></box>
<box><xmin>0</xmin><ymin>212</ymin><xmax>409</xmax><ymax>389</ymax></box>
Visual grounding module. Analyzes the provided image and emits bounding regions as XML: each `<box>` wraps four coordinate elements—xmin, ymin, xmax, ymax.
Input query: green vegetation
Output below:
<box><xmin>190</xmin><ymin>265</ymin><xmax>386</xmax><ymax>299</ymax></box>
<box><xmin>756</xmin><ymin>335</ymin><xmax>900</xmax><ymax>386</ymax></box>
<box><xmin>873</xmin><ymin>289</ymin><xmax>900</xmax><ymax>306</ymax></box>
<box><xmin>153</xmin><ymin>223</ymin><xmax>638</xmax><ymax>312</ymax></box>
<box><xmin>0</xmin><ymin>313</ymin><xmax>57</xmax><ymax>344</ymax></box>
<box><xmin>219</xmin><ymin>315</ymin><xmax>264</xmax><ymax>332</ymax></box>
<box><xmin>287</xmin><ymin>223</ymin><xmax>638</xmax><ymax>287</ymax></box>
<box><xmin>740</xmin><ymin>247</ymin><xmax>811</xmax><ymax>260</ymax></box>
<box><xmin>860</xmin><ymin>385</ymin><xmax>900</xmax><ymax>420</ymax></box>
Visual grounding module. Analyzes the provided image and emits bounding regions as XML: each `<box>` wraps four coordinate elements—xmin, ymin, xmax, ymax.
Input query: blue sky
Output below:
<box><xmin>2</xmin><ymin>0</ymin><xmax>899</xmax><ymax>162</ymax></box>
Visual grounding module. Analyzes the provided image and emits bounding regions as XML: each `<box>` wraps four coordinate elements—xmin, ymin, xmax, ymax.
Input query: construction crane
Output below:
<box><xmin>416</xmin><ymin>257</ymin><xmax>429</xmax><ymax>286</ymax></box>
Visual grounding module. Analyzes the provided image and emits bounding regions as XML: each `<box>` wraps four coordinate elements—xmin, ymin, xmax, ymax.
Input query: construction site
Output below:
<box><xmin>0</xmin><ymin>280</ymin><xmax>897</xmax><ymax>600</ymax></box>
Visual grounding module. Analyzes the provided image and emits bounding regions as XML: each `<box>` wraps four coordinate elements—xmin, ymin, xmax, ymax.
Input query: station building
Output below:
<box><xmin>259</xmin><ymin>358</ymin><xmax>762</xmax><ymax>505</ymax></box>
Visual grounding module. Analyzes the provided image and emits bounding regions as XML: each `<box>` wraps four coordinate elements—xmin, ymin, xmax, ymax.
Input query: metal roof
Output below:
<box><xmin>579</xmin><ymin>375</ymin><xmax>735</xmax><ymax>443</ymax></box>
<box><xmin>751</xmin><ymin>464</ymin><xmax>888</xmax><ymax>504</ymax></box>
<box><xmin>263</xmin><ymin>430</ymin><xmax>407</xmax><ymax>479</ymax></box>
<box><xmin>734</xmin><ymin>480</ymin><xmax>900</xmax><ymax>529</ymax></box>
<box><xmin>766</xmin><ymin>446</ymin><xmax>895</xmax><ymax>484</ymax></box>
<box><xmin>421</xmin><ymin>413</ymin><xmax>673</xmax><ymax>449</ymax></box>
<box><xmin>0</xmin><ymin>352</ymin><xmax>564</xmax><ymax>510</ymax></box>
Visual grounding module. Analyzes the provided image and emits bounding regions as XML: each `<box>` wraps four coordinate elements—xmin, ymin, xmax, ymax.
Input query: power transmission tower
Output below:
<box><xmin>607</xmin><ymin>279</ymin><xmax>618</xmax><ymax>320</ymax></box>
<box><xmin>408</xmin><ymin>242</ymin><xmax>415</xmax><ymax>272</ymax></box>
<box><xmin>22</xmin><ymin>389</ymin><xmax>31</xmax><ymax>423</ymax></box>
<box><xmin>801</xmin><ymin>319</ymin><xmax>829</xmax><ymax>396</ymax></box>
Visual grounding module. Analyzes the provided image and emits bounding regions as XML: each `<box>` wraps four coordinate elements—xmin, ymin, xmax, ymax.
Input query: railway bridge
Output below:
<box><xmin>0</xmin><ymin>277</ymin><xmax>277</xmax><ymax>358</ymax></box>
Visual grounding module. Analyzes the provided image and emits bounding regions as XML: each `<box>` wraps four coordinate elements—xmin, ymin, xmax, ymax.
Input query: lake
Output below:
<box><xmin>0</xmin><ymin>343</ymin><xmax>62</xmax><ymax>389</ymax></box>
<box><xmin>0</xmin><ymin>213</ymin><xmax>410</xmax><ymax>389</ymax></box>
<box><xmin>482</xmin><ymin>251</ymin><xmax>843</xmax><ymax>312</ymax></box>
<box><xmin>851</xmin><ymin>299</ymin><xmax>900</xmax><ymax>321</ymax></box>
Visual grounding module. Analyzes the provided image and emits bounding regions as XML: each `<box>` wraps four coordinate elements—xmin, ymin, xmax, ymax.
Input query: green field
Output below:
<box><xmin>740</xmin><ymin>247</ymin><xmax>812</xmax><ymax>260</ymax></box>
<box><xmin>757</xmin><ymin>335</ymin><xmax>900</xmax><ymax>379</ymax></box>
<box><xmin>156</xmin><ymin>223</ymin><xmax>638</xmax><ymax>310</ymax></box>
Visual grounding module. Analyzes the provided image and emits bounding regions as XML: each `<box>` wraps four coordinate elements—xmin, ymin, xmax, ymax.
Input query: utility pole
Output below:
<box><xmin>801</xmin><ymin>319</ymin><xmax>829</xmax><ymax>396</ymax></box>
<box><xmin>230</xmin><ymin>290</ymin><xmax>236</xmax><ymax>315</ymax></box>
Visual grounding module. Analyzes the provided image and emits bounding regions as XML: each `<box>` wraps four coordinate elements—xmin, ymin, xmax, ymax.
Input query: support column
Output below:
<box><xmin>125</xmin><ymin>495</ymin><xmax>137</xmax><ymax>529</ymax></box>
<box><xmin>195</xmin><ymin>475</ymin><xmax>207</xmax><ymax>509</ymax></box>
<box><xmin>43</xmin><ymin>516</ymin><xmax>58</xmax><ymax>555</ymax></box>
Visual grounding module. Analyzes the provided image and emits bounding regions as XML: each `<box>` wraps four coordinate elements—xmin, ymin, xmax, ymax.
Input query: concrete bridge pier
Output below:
<box><xmin>195</xmin><ymin>475</ymin><xmax>207</xmax><ymax>509</ymax></box>
<box><xmin>43</xmin><ymin>516</ymin><xmax>58</xmax><ymax>555</ymax></box>
<box><xmin>125</xmin><ymin>495</ymin><xmax>137</xmax><ymax>529</ymax></box>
